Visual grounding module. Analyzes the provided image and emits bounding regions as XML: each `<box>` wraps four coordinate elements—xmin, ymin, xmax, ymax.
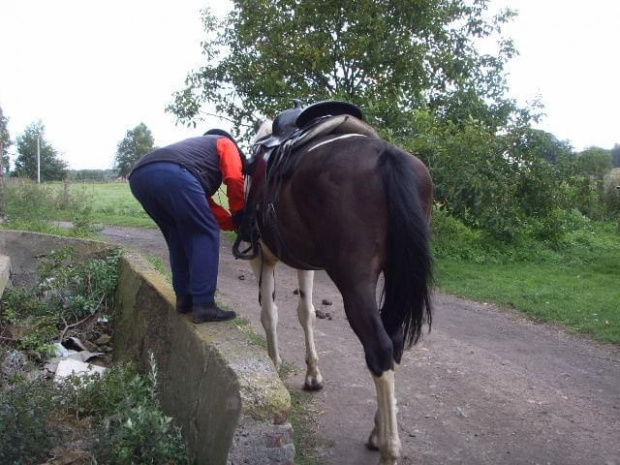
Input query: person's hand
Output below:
<box><xmin>232</xmin><ymin>210</ymin><xmax>244</xmax><ymax>230</ymax></box>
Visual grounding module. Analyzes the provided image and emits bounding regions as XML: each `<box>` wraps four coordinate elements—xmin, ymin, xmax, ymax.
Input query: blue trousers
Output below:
<box><xmin>129</xmin><ymin>162</ymin><xmax>220</xmax><ymax>305</ymax></box>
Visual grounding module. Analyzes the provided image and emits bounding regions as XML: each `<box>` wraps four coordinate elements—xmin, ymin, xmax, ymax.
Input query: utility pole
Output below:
<box><xmin>37</xmin><ymin>135</ymin><xmax>41</xmax><ymax>183</ymax></box>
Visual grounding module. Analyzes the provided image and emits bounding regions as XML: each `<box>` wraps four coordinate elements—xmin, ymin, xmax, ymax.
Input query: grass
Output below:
<box><xmin>43</xmin><ymin>181</ymin><xmax>232</xmax><ymax>228</ymax></box>
<box><xmin>143</xmin><ymin>252</ymin><xmax>172</xmax><ymax>282</ymax></box>
<box><xmin>44</xmin><ymin>181</ymin><xmax>156</xmax><ymax>228</ymax></box>
<box><xmin>435</xmin><ymin>222</ymin><xmax>620</xmax><ymax>344</ymax></box>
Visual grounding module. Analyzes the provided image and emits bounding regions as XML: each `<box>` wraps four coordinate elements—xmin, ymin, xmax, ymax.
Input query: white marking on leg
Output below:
<box><xmin>371</xmin><ymin>369</ymin><xmax>401</xmax><ymax>465</ymax></box>
<box><xmin>250</xmin><ymin>246</ymin><xmax>281</xmax><ymax>369</ymax></box>
<box><xmin>296</xmin><ymin>269</ymin><xmax>323</xmax><ymax>390</ymax></box>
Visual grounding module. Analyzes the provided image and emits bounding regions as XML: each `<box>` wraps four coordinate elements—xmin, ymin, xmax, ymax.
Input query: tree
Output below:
<box><xmin>0</xmin><ymin>106</ymin><xmax>10</xmax><ymax>175</ymax></box>
<box><xmin>519</xmin><ymin>129</ymin><xmax>574</xmax><ymax>165</ymax></box>
<box><xmin>168</xmin><ymin>0</ymin><xmax>519</xmax><ymax>135</ymax></box>
<box><xmin>611</xmin><ymin>143</ymin><xmax>620</xmax><ymax>168</ymax></box>
<box><xmin>577</xmin><ymin>147</ymin><xmax>612</xmax><ymax>179</ymax></box>
<box><xmin>114</xmin><ymin>123</ymin><xmax>155</xmax><ymax>177</ymax></box>
<box><xmin>14</xmin><ymin>122</ymin><xmax>67</xmax><ymax>181</ymax></box>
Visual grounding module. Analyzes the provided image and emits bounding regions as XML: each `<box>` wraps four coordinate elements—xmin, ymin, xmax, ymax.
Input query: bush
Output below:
<box><xmin>0</xmin><ymin>378</ymin><xmax>59</xmax><ymax>464</ymax></box>
<box><xmin>2</xmin><ymin>179</ymin><xmax>95</xmax><ymax>232</ymax></box>
<box><xmin>0</xmin><ymin>247</ymin><xmax>121</xmax><ymax>359</ymax></box>
<box><xmin>0</xmin><ymin>364</ymin><xmax>194</xmax><ymax>465</ymax></box>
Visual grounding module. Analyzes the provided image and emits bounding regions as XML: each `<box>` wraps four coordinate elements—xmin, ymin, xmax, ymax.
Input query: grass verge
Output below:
<box><xmin>434</xmin><ymin>220</ymin><xmax>620</xmax><ymax>344</ymax></box>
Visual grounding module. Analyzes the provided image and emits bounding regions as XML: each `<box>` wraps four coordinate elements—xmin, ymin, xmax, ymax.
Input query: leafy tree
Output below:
<box><xmin>68</xmin><ymin>169</ymin><xmax>118</xmax><ymax>182</ymax></box>
<box><xmin>611</xmin><ymin>143</ymin><xmax>620</xmax><ymax>168</ymax></box>
<box><xmin>0</xmin><ymin>106</ymin><xmax>10</xmax><ymax>175</ymax></box>
<box><xmin>168</xmin><ymin>0</ymin><xmax>518</xmax><ymax>135</ymax></box>
<box><xmin>577</xmin><ymin>147</ymin><xmax>612</xmax><ymax>179</ymax></box>
<box><xmin>14</xmin><ymin>122</ymin><xmax>67</xmax><ymax>181</ymax></box>
<box><xmin>519</xmin><ymin>129</ymin><xmax>574</xmax><ymax>165</ymax></box>
<box><xmin>114</xmin><ymin>123</ymin><xmax>155</xmax><ymax>177</ymax></box>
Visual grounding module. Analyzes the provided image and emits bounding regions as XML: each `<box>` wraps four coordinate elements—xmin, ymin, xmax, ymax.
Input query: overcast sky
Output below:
<box><xmin>1</xmin><ymin>0</ymin><xmax>618</xmax><ymax>170</ymax></box>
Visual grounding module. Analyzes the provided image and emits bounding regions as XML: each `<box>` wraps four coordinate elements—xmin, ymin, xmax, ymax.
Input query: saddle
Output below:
<box><xmin>234</xmin><ymin>101</ymin><xmax>379</xmax><ymax>265</ymax></box>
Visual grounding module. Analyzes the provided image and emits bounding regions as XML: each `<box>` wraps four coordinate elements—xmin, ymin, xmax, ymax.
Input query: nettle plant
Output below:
<box><xmin>0</xmin><ymin>246</ymin><xmax>122</xmax><ymax>356</ymax></box>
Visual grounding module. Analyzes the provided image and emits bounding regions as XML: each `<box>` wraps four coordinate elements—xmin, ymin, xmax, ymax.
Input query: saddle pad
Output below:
<box><xmin>291</xmin><ymin>114</ymin><xmax>379</xmax><ymax>152</ymax></box>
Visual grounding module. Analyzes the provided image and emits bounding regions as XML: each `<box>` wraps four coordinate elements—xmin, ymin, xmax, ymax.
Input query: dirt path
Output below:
<box><xmin>100</xmin><ymin>225</ymin><xmax>620</xmax><ymax>465</ymax></box>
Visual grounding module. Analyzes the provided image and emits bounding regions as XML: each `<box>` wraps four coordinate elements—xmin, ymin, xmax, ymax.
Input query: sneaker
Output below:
<box><xmin>176</xmin><ymin>295</ymin><xmax>193</xmax><ymax>314</ymax></box>
<box><xmin>191</xmin><ymin>303</ymin><xmax>236</xmax><ymax>323</ymax></box>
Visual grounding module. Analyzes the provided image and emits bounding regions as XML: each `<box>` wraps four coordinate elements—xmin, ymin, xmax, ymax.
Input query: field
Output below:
<box><xmin>3</xmin><ymin>181</ymin><xmax>619</xmax><ymax>344</ymax></box>
<box><xmin>45</xmin><ymin>181</ymin><xmax>156</xmax><ymax>228</ymax></box>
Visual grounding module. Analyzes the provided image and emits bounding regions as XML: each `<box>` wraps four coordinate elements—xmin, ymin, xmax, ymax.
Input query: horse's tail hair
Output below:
<box><xmin>378</xmin><ymin>146</ymin><xmax>433</xmax><ymax>360</ymax></box>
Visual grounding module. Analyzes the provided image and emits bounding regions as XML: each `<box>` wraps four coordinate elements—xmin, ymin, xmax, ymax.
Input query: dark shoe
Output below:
<box><xmin>191</xmin><ymin>303</ymin><xmax>236</xmax><ymax>323</ymax></box>
<box><xmin>176</xmin><ymin>295</ymin><xmax>193</xmax><ymax>314</ymax></box>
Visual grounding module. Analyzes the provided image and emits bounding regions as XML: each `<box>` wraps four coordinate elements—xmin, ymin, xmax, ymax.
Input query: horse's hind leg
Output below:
<box><xmin>250</xmin><ymin>247</ymin><xmax>282</xmax><ymax>370</ymax></box>
<box><xmin>335</xmin><ymin>281</ymin><xmax>401</xmax><ymax>465</ymax></box>
<box><xmin>296</xmin><ymin>269</ymin><xmax>323</xmax><ymax>390</ymax></box>
<box><xmin>371</xmin><ymin>369</ymin><xmax>400</xmax><ymax>465</ymax></box>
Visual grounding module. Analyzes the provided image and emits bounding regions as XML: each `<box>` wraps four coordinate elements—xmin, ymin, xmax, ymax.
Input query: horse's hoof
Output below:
<box><xmin>365</xmin><ymin>441</ymin><xmax>380</xmax><ymax>451</ymax></box>
<box><xmin>303</xmin><ymin>379</ymin><xmax>324</xmax><ymax>391</ymax></box>
<box><xmin>366</xmin><ymin>431</ymin><xmax>380</xmax><ymax>451</ymax></box>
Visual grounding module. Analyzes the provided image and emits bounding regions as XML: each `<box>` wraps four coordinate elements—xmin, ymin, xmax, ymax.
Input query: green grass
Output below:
<box><xmin>142</xmin><ymin>252</ymin><xmax>172</xmax><ymax>282</ymax></box>
<box><xmin>42</xmin><ymin>182</ymin><xmax>232</xmax><ymax>228</ymax></box>
<box><xmin>45</xmin><ymin>182</ymin><xmax>156</xmax><ymax>228</ymax></box>
<box><xmin>435</xmin><ymin>223</ymin><xmax>620</xmax><ymax>343</ymax></box>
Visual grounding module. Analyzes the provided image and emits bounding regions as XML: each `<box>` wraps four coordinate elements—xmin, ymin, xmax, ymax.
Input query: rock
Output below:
<box><xmin>94</xmin><ymin>334</ymin><xmax>112</xmax><ymax>346</ymax></box>
<box><xmin>316</xmin><ymin>310</ymin><xmax>332</xmax><ymax>320</ymax></box>
<box><xmin>321</xmin><ymin>298</ymin><xmax>332</xmax><ymax>306</ymax></box>
<box><xmin>293</xmin><ymin>289</ymin><xmax>299</xmax><ymax>295</ymax></box>
<box><xmin>0</xmin><ymin>349</ymin><xmax>28</xmax><ymax>377</ymax></box>
<box><xmin>454</xmin><ymin>406</ymin><xmax>468</xmax><ymax>418</ymax></box>
<box><xmin>82</xmin><ymin>340</ymin><xmax>99</xmax><ymax>352</ymax></box>
<box><xmin>43</xmin><ymin>448</ymin><xmax>91</xmax><ymax>465</ymax></box>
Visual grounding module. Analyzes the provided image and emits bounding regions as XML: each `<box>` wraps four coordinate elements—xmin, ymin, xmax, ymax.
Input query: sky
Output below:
<box><xmin>0</xmin><ymin>0</ymin><xmax>619</xmax><ymax>170</ymax></box>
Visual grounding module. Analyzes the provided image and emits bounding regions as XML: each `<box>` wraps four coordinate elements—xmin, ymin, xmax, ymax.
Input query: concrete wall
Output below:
<box><xmin>0</xmin><ymin>231</ymin><xmax>294</xmax><ymax>465</ymax></box>
<box><xmin>0</xmin><ymin>255</ymin><xmax>10</xmax><ymax>298</ymax></box>
<box><xmin>0</xmin><ymin>230</ymin><xmax>115</xmax><ymax>288</ymax></box>
<box><xmin>114</xmin><ymin>252</ymin><xmax>294</xmax><ymax>465</ymax></box>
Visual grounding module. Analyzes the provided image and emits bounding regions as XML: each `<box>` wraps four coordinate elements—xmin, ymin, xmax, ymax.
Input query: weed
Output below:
<box><xmin>143</xmin><ymin>252</ymin><xmax>171</xmax><ymax>282</ymax></box>
<box><xmin>0</xmin><ymin>247</ymin><xmax>122</xmax><ymax>359</ymax></box>
<box><xmin>233</xmin><ymin>316</ymin><xmax>267</xmax><ymax>348</ymax></box>
<box><xmin>288</xmin><ymin>386</ymin><xmax>328</xmax><ymax>465</ymax></box>
<box><xmin>0</xmin><ymin>377</ymin><xmax>59</xmax><ymax>464</ymax></box>
<box><xmin>91</xmin><ymin>355</ymin><xmax>194</xmax><ymax>465</ymax></box>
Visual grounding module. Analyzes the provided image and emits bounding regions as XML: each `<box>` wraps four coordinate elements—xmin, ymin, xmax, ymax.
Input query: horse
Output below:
<box><xmin>237</xmin><ymin>102</ymin><xmax>434</xmax><ymax>465</ymax></box>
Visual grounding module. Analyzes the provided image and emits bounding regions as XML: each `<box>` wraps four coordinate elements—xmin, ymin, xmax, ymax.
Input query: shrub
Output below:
<box><xmin>0</xmin><ymin>378</ymin><xmax>59</xmax><ymax>464</ymax></box>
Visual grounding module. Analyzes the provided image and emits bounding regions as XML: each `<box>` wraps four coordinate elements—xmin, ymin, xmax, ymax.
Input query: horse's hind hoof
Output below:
<box><xmin>303</xmin><ymin>379</ymin><xmax>324</xmax><ymax>391</ymax></box>
<box><xmin>365</xmin><ymin>441</ymin><xmax>380</xmax><ymax>451</ymax></box>
<box><xmin>366</xmin><ymin>430</ymin><xmax>380</xmax><ymax>451</ymax></box>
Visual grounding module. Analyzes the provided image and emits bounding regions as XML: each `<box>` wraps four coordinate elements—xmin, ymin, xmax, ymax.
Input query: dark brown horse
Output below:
<box><xmin>239</xmin><ymin>105</ymin><xmax>433</xmax><ymax>465</ymax></box>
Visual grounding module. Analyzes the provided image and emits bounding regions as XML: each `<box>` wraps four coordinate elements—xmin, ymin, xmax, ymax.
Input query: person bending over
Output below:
<box><xmin>128</xmin><ymin>129</ymin><xmax>245</xmax><ymax>323</ymax></box>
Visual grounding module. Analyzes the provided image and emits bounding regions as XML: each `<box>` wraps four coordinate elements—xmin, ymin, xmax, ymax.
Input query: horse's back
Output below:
<box><xmin>269</xmin><ymin>135</ymin><xmax>430</xmax><ymax>271</ymax></box>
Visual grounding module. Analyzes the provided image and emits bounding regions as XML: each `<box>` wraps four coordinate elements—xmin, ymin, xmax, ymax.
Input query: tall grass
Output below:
<box><xmin>1</xmin><ymin>179</ymin><xmax>99</xmax><ymax>237</ymax></box>
<box><xmin>432</xmin><ymin>207</ymin><xmax>620</xmax><ymax>343</ymax></box>
<box><xmin>44</xmin><ymin>181</ymin><xmax>155</xmax><ymax>228</ymax></box>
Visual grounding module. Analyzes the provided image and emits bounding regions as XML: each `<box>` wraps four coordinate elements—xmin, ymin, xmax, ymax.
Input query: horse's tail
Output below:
<box><xmin>378</xmin><ymin>145</ymin><xmax>433</xmax><ymax>360</ymax></box>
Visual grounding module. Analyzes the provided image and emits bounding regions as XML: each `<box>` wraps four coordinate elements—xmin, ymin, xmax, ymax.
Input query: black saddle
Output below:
<box><xmin>272</xmin><ymin>99</ymin><xmax>364</xmax><ymax>139</ymax></box>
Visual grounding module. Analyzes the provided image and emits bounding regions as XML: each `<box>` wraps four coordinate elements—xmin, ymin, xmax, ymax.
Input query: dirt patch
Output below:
<box><xmin>101</xmin><ymin>226</ymin><xmax>620</xmax><ymax>465</ymax></box>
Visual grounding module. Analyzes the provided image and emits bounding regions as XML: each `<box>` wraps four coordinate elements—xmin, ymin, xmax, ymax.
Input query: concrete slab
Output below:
<box><xmin>115</xmin><ymin>252</ymin><xmax>294</xmax><ymax>465</ymax></box>
<box><xmin>0</xmin><ymin>254</ymin><xmax>10</xmax><ymax>298</ymax></box>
